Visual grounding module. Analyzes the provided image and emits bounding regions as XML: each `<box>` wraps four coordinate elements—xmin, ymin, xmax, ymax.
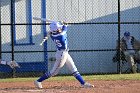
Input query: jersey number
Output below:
<box><xmin>54</xmin><ymin>39</ymin><xmax>62</xmax><ymax>47</ymax></box>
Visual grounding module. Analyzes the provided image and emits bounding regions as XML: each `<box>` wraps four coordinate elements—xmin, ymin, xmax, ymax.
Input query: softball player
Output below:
<box><xmin>119</xmin><ymin>32</ymin><xmax>140</xmax><ymax>73</ymax></box>
<box><xmin>0</xmin><ymin>60</ymin><xmax>20</xmax><ymax>68</ymax></box>
<box><xmin>34</xmin><ymin>21</ymin><xmax>94</xmax><ymax>88</ymax></box>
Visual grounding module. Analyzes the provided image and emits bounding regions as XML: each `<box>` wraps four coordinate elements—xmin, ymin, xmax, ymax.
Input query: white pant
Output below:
<box><xmin>124</xmin><ymin>51</ymin><xmax>139</xmax><ymax>73</ymax></box>
<box><xmin>50</xmin><ymin>50</ymin><xmax>78</xmax><ymax>76</ymax></box>
<box><xmin>124</xmin><ymin>51</ymin><xmax>135</xmax><ymax>66</ymax></box>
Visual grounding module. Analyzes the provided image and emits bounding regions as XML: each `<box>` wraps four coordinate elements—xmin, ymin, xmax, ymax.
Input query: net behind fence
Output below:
<box><xmin>0</xmin><ymin>0</ymin><xmax>140</xmax><ymax>78</ymax></box>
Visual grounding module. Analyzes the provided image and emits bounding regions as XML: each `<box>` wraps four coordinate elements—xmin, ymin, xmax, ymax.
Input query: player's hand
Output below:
<box><xmin>59</xmin><ymin>21</ymin><xmax>68</xmax><ymax>25</ymax></box>
<box><xmin>44</xmin><ymin>36</ymin><xmax>48</xmax><ymax>40</ymax></box>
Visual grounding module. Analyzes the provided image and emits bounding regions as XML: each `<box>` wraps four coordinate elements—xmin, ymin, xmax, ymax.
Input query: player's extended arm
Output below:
<box><xmin>0</xmin><ymin>60</ymin><xmax>20</xmax><ymax>68</ymax></box>
<box><xmin>40</xmin><ymin>32</ymin><xmax>51</xmax><ymax>46</ymax></box>
<box><xmin>40</xmin><ymin>36</ymin><xmax>49</xmax><ymax>46</ymax></box>
<box><xmin>8</xmin><ymin>61</ymin><xmax>20</xmax><ymax>68</ymax></box>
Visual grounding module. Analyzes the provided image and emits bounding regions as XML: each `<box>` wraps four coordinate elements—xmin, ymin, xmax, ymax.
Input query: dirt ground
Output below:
<box><xmin>0</xmin><ymin>80</ymin><xmax>140</xmax><ymax>93</ymax></box>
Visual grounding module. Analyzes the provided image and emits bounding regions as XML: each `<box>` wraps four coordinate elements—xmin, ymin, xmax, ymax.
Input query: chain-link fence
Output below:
<box><xmin>0</xmin><ymin>0</ymin><xmax>140</xmax><ymax>78</ymax></box>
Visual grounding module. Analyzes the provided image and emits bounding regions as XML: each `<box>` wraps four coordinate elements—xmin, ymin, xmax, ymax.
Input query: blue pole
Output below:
<box><xmin>27</xmin><ymin>0</ymin><xmax>33</xmax><ymax>44</ymax></box>
<box><xmin>41</xmin><ymin>0</ymin><xmax>48</xmax><ymax>72</ymax></box>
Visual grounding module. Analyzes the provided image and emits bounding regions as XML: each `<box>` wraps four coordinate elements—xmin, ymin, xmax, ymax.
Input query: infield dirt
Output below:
<box><xmin>0</xmin><ymin>80</ymin><xmax>140</xmax><ymax>93</ymax></box>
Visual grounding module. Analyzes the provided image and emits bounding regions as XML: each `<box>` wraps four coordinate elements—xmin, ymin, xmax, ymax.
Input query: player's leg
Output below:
<box><xmin>65</xmin><ymin>54</ymin><xmax>94</xmax><ymax>88</ymax></box>
<box><xmin>65</xmin><ymin>54</ymin><xmax>85</xmax><ymax>84</ymax></box>
<box><xmin>130</xmin><ymin>55</ymin><xmax>137</xmax><ymax>73</ymax></box>
<box><xmin>0</xmin><ymin>60</ymin><xmax>20</xmax><ymax>68</ymax></box>
<box><xmin>8</xmin><ymin>61</ymin><xmax>20</xmax><ymax>68</ymax></box>
<box><xmin>124</xmin><ymin>51</ymin><xmax>137</xmax><ymax>73</ymax></box>
<box><xmin>34</xmin><ymin>50</ymin><xmax>68</xmax><ymax>88</ymax></box>
<box><xmin>0</xmin><ymin>60</ymin><xmax>7</xmax><ymax>65</ymax></box>
<box><xmin>38</xmin><ymin>50</ymin><xmax>68</xmax><ymax>81</ymax></box>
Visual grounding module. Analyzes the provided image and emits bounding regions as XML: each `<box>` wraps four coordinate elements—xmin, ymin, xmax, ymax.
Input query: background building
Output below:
<box><xmin>0</xmin><ymin>0</ymin><xmax>140</xmax><ymax>76</ymax></box>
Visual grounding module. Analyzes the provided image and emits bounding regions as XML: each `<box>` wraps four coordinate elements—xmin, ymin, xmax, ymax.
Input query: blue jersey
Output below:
<box><xmin>50</xmin><ymin>25</ymin><xmax>68</xmax><ymax>50</ymax></box>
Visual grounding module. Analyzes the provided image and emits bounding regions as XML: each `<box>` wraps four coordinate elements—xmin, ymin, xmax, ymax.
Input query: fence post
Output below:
<box><xmin>117</xmin><ymin>0</ymin><xmax>122</xmax><ymax>74</ymax></box>
<box><xmin>11</xmin><ymin>0</ymin><xmax>16</xmax><ymax>77</ymax></box>
<box><xmin>0</xmin><ymin>1</ymin><xmax>1</xmax><ymax>60</ymax></box>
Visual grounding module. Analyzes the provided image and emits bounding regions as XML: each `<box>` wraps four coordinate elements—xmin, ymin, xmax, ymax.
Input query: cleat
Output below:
<box><xmin>34</xmin><ymin>80</ymin><xmax>43</xmax><ymax>89</ymax></box>
<box><xmin>81</xmin><ymin>82</ymin><xmax>94</xmax><ymax>88</ymax></box>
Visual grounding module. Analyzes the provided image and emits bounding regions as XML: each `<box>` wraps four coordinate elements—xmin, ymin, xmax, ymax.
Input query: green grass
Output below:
<box><xmin>83</xmin><ymin>74</ymin><xmax>140</xmax><ymax>80</ymax></box>
<box><xmin>0</xmin><ymin>74</ymin><xmax>140</xmax><ymax>82</ymax></box>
